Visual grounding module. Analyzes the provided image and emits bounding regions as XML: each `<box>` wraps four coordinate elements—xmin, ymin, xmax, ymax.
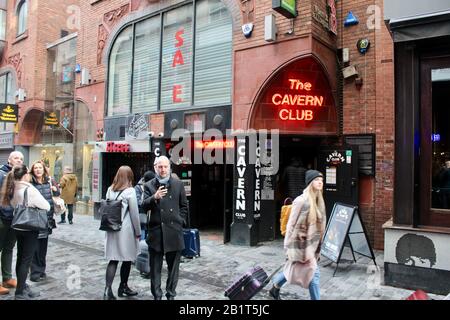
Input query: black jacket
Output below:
<box><xmin>0</xmin><ymin>164</ymin><xmax>13</xmax><ymax>223</ymax></box>
<box><xmin>142</xmin><ymin>177</ymin><xmax>187</xmax><ymax>253</ymax></box>
<box><xmin>31</xmin><ymin>176</ymin><xmax>60</xmax><ymax>237</ymax></box>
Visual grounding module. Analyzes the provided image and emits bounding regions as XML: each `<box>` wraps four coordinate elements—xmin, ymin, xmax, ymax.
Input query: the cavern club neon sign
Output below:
<box><xmin>271</xmin><ymin>79</ymin><xmax>325</xmax><ymax>121</ymax></box>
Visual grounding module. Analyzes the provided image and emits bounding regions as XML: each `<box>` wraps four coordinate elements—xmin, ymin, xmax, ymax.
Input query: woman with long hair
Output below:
<box><xmin>29</xmin><ymin>160</ymin><xmax>60</xmax><ymax>282</ymax></box>
<box><xmin>0</xmin><ymin>164</ymin><xmax>50</xmax><ymax>300</ymax></box>
<box><xmin>103</xmin><ymin>166</ymin><xmax>141</xmax><ymax>300</ymax></box>
<box><xmin>269</xmin><ymin>170</ymin><xmax>326</xmax><ymax>300</ymax></box>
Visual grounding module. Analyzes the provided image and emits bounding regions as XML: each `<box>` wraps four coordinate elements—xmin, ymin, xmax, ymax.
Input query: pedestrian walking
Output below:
<box><xmin>142</xmin><ymin>156</ymin><xmax>188</xmax><ymax>300</ymax></box>
<box><xmin>1</xmin><ymin>164</ymin><xmax>50</xmax><ymax>299</ymax></box>
<box><xmin>29</xmin><ymin>160</ymin><xmax>59</xmax><ymax>282</ymax></box>
<box><xmin>269</xmin><ymin>170</ymin><xmax>326</xmax><ymax>300</ymax></box>
<box><xmin>59</xmin><ymin>166</ymin><xmax>78</xmax><ymax>224</ymax></box>
<box><xmin>0</xmin><ymin>151</ymin><xmax>24</xmax><ymax>295</ymax></box>
<box><xmin>103</xmin><ymin>166</ymin><xmax>141</xmax><ymax>300</ymax></box>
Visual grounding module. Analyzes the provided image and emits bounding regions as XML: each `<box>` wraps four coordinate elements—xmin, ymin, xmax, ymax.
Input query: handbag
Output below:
<box><xmin>50</xmin><ymin>178</ymin><xmax>66</xmax><ymax>215</ymax></box>
<box><xmin>283</xmin><ymin>259</ymin><xmax>317</xmax><ymax>288</ymax></box>
<box><xmin>99</xmin><ymin>190</ymin><xmax>125</xmax><ymax>232</ymax></box>
<box><xmin>11</xmin><ymin>187</ymin><xmax>49</xmax><ymax>232</ymax></box>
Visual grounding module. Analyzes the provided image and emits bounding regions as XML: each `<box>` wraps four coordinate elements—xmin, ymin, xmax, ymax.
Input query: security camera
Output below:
<box><xmin>148</xmin><ymin>131</ymin><xmax>154</xmax><ymax>138</ymax></box>
<box><xmin>158</xmin><ymin>132</ymin><xmax>164</xmax><ymax>138</ymax></box>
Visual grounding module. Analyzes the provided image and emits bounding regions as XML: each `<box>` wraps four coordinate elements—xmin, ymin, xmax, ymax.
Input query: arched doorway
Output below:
<box><xmin>249</xmin><ymin>55</ymin><xmax>338</xmax><ymax>135</ymax></box>
<box><xmin>18</xmin><ymin>108</ymin><xmax>44</xmax><ymax>145</ymax></box>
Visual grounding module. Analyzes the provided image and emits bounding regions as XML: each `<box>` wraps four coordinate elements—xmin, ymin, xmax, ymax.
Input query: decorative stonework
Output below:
<box><xmin>7</xmin><ymin>53</ymin><xmax>22</xmax><ymax>86</ymax></box>
<box><xmin>103</xmin><ymin>4</ymin><xmax>130</xmax><ymax>30</ymax></box>
<box><xmin>97</xmin><ymin>24</ymin><xmax>109</xmax><ymax>65</ymax></box>
<box><xmin>240</xmin><ymin>0</ymin><xmax>255</xmax><ymax>24</ymax></box>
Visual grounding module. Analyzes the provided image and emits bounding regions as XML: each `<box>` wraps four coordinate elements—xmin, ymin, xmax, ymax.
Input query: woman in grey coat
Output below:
<box><xmin>103</xmin><ymin>166</ymin><xmax>141</xmax><ymax>300</ymax></box>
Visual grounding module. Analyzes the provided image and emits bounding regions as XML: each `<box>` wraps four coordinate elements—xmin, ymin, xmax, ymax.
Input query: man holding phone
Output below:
<box><xmin>142</xmin><ymin>156</ymin><xmax>188</xmax><ymax>300</ymax></box>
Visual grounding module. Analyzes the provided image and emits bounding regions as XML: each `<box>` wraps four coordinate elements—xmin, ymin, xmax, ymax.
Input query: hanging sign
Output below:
<box><xmin>0</xmin><ymin>104</ymin><xmax>19</xmax><ymax>123</ymax></box>
<box><xmin>272</xmin><ymin>0</ymin><xmax>297</xmax><ymax>19</ymax></box>
<box><xmin>44</xmin><ymin>111</ymin><xmax>59</xmax><ymax>126</ymax></box>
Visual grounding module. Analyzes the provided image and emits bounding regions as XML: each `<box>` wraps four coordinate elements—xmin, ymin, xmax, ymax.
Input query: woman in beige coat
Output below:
<box><xmin>269</xmin><ymin>170</ymin><xmax>326</xmax><ymax>300</ymax></box>
<box><xmin>59</xmin><ymin>166</ymin><xmax>78</xmax><ymax>224</ymax></box>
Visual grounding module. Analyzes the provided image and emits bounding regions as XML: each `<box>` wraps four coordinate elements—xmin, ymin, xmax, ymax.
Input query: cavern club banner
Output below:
<box><xmin>250</xmin><ymin>57</ymin><xmax>338</xmax><ymax>135</ymax></box>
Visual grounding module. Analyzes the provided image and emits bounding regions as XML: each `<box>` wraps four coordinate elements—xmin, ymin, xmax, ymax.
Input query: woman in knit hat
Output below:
<box><xmin>269</xmin><ymin>169</ymin><xmax>326</xmax><ymax>300</ymax></box>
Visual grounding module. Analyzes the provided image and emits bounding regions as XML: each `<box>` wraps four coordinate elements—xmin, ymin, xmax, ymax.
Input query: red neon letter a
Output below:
<box><xmin>172</xmin><ymin>50</ymin><xmax>184</xmax><ymax>67</ymax></box>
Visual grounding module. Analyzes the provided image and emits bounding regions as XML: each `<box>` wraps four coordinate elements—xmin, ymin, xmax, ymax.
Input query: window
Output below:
<box><xmin>107</xmin><ymin>26</ymin><xmax>133</xmax><ymax>116</ymax></box>
<box><xmin>194</xmin><ymin>0</ymin><xmax>232</xmax><ymax>106</ymax></box>
<box><xmin>0</xmin><ymin>72</ymin><xmax>15</xmax><ymax>131</ymax></box>
<box><xmin>0</xmin><ymin>9</ymin><xmax>6</xmax><ymax>41</ymax></box>
<box><xmin>106</xmin><ymin>0</ymin><xmax>232</xmax><ymax>116</ymax></box>
<box><xmin>17</xmin><ymin>1</ymin><xmax>28</xmax><ymax>36</ymax></box>
<box><xmin>132</xmin><ymin>17</ymin><xmax>160</xmax><ymax>114</ymax></box>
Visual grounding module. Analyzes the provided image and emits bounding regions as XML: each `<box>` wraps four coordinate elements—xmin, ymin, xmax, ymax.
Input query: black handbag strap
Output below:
<box><xmin>107</xmin><ymin>189</ymin><xmax>124</xmax><ymax>201</ymax></box>
<box><xmin>22</xmin><ymin>187</ymin><xmax>30</xmax><ymax>207</ymax></box>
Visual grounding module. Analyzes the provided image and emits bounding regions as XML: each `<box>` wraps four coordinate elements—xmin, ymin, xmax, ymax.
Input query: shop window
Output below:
<box><xmin>132</xmin><ymin>16</ymin><xmax>160</xmax><ymax>114</ymax></box>
<box><xmin>107</xmin><ymin>26</ymin><xmax>133</xmax><ymax>116</ymax></box>
<box><xmin>194</xmin><ymin>0</ymin><xmax>232</xmax><ymax>106</ymax></box>
<box><xmin>17</xmin><ymin>0</ymin><xmax>27</xmax><ymax>36</ymax></box>
<box><xmin>0</xmin><ymin>9</ymin><xmax>6</xmax><ymax>41</ymax></box>
<box><xmin>431</xmin><ymin>68</ymin><xmax>450</xmax><ymax>211</ymax></box>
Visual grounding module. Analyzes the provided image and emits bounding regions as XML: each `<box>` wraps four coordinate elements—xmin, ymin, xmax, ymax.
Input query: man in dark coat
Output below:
<box><xmin>142</xmin><ymin>156</ymin><xmax>187</xmax><ymax>300</ymax></box>
<box><xmin>0</xmin><ymin>151</ymin><xmax>24</xmax><ymax>295</ymax></box>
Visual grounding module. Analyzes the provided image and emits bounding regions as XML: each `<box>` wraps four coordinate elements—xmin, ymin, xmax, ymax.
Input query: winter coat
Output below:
<box><xmin>104</xmin><ymin>187</ymin><xmax>141</xmax><ymax>261</ymax></box>
<box><xmin>134</xmin><ymin>178</ymin><xmax>145</xmax><ymax>214</ymax></box>
<box><xmin>60</xmin><ymin>173</ymin><xmax>78</xmax><ymax>204</ymax></box>
<box><xmin>142</xmin><ymin>177</ymin><xmax>188</xmax><ymax>253</ymax></box>
<box><xmin>31</xmin><ymin>176</ymin><xmax>60</xmax><ymax>238</ymax></box>
<box><xmin>11</xmin><ymin>181</ymin><xmax>51</xmax><ymax>232</ymax></box>
<box><xmin>0</xmin><ymin>164</ymin><xmax>14</xmax><ymax>223</ymax></box>
<box><xmin>283</xmin><ymin>192</ymin><xmax>326</xmax><ymax>287</ymax></box>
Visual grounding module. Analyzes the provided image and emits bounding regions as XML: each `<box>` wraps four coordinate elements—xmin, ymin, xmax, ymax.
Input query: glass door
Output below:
<box><xmin>420</xmin><ymin>55</ymin><xmax>450</xmax><ymax>227</ymax></box>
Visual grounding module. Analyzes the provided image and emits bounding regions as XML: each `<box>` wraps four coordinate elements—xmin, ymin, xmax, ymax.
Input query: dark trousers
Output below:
<box><xmin>30</xmin><ymin>237</ymin><xmax>48</xmax><ymax>279</ymax></box>
<box><xmin>0</xmin><ymin>219</ymin><xmax>16</xmax><ymax>281</ymax></box>
<box><xmin>61</xmin><ymin>204</ymin><xmax>74</xmax><ymax>222</ymax></box>
<box><xmin>15</xmin><ymin>230</ymin><xmax>38</xmax><ymax>295</ymax></box>
<box><xmin>149</xmin><ymin>249</ymin><xmax>181</xmax><ymax>299</ymax></box>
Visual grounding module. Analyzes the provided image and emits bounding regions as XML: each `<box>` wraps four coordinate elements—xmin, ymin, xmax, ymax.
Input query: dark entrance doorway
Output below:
<box><xmin>172</xmin><ymin>163</ymin><xmax>233</xmax><ymax>242</ymax></box>
<box><xmin>101</xmin><ymin>152</ymin><xmax>152</xmax><ymax>198</ymax></box>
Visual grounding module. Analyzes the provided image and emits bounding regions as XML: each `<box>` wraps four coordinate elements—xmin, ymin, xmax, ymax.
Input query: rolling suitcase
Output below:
<box><xmin>181</xmin><ymin>201</ymin><xmax>200</xmax><ymax>258</ymax></box>
<box><xmin>135</xmin><ymin>240</ymin><xmax>150</xmax><ymax>276</ymax></box>
<box><xmin>182</xmin><ymin>228</ymin><xmax>200</xmax><ymax>258</ymax></box>
<box><xmin>224</xmin><ymin>266</ymin><xmax>268</xmax><ymax>300</ymax></box>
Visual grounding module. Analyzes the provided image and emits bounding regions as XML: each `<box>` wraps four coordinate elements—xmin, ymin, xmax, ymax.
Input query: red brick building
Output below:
<box><xmin>1</xmin><ymin>0</ymin><xmax>396</xmax><ymax>250</ymax></box>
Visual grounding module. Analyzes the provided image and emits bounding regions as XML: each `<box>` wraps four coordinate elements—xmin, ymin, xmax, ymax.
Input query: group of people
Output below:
<box><xmin>0</xmin><ymin>151</ymin><xmax>78</xmax><ymax>299</ymax></box>
<box><xmin>102</xmin><ymin>155</ymin><xmax>188</xmax><ymax>300</ymax></box>
<box><xmin>1</xmin><ymin>148</ymin><xmax>325</xmax><ymax>301</ymax></box>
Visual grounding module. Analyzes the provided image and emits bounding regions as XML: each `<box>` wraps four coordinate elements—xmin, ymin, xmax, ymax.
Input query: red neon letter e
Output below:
<box><xmin>173</xmin><ymin>85</ymin><xmax>183</xmax><ymax>103</ymax></box>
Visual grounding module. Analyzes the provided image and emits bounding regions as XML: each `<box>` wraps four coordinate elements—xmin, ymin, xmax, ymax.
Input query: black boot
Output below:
<box><xmin>103</xmin><ymin>286</ymin><xmax>116</xmax><ymax>300</ymax></box>
<box><xmin>269</xmin><ymin>285</ymin><xmax>281</xmax><ymax>300</ymax></box>
<box><xmin>118</xmin><ymin>283</ymin><xmax>138</xmax><ymax>297</ymax></box>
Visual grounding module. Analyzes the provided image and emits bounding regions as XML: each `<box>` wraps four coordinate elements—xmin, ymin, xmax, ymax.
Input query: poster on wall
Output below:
<box><xmin>126</xmin><ymin>113</ymin><xmax>149</xmax><ymax>140</ymax></box>
<box><xmin>272</xmin><ymin>0</ymin><xmax>297</xmax><ymax>18</ymax></box>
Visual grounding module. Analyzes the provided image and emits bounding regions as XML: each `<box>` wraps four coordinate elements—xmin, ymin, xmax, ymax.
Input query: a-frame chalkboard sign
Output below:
<box><xmin>320</xmin><ymin>202</ymin><xmax>377</xmax><ymax>276</ymax></box>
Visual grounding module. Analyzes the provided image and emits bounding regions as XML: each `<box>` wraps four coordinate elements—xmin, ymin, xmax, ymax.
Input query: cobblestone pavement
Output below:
<box><xmin>0</xmin><ymin>214</ymin><xmax>445</xmax><ymax>300</ymax></box>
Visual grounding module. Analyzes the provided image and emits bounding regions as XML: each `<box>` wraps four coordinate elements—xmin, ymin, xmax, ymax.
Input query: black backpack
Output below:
<box><xmin>99</xmin><ymin>190</ymin><xmax>125</xmax><ymax>232</ymax></box>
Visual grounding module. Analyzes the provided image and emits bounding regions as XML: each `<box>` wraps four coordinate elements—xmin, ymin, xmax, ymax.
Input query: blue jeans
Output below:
<box><xmin>272</xmin><ymin>267</ymin><xmax>320</xmax><ymax>300</ymax></box>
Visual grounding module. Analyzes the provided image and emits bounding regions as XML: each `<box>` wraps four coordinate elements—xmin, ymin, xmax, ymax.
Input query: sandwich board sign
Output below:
<box><xmin>320</xmin><ymin>202</ymin><xmax>376</xmax><ymax>276</ymax></box>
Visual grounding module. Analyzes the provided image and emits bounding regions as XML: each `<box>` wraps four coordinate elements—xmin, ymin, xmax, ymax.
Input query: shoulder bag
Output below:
<box><xmin>12</xmin><ymin>187</ymin><xmax>49</xmax><ymax>232</ymax></box>
<box><xmin>99</xmin><ymin>190</ymin><xmax>125</xmax><ymax>232</ymax></box>
<box><xmin>50</xmin><ymin>178</ymin><xmax>66</xmax><ymax>215</ymax></box>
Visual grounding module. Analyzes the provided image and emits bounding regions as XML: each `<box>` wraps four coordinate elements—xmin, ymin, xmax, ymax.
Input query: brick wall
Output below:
<box><xmin>337</xmin><ymin>0</ymin><xmax>394</xmax><ymax>249</ymax></box>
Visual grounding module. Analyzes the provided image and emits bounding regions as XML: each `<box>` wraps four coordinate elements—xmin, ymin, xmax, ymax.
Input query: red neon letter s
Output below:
<box><xmin>175</xmin><ymin>29</ymin><xmax>184</xmax><ymax>47</ymax></box>
<box><xmin>173</xmin><ymin>85</ymin><xmax>183</xmax><ymax>103</ymax></box>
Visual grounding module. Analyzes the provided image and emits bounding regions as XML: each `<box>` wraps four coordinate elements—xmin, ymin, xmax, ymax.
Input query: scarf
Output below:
<box><xmin>155</xmin><ymin>171</ymin><xmax>171</xmax><ymax>185</ymax></box>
